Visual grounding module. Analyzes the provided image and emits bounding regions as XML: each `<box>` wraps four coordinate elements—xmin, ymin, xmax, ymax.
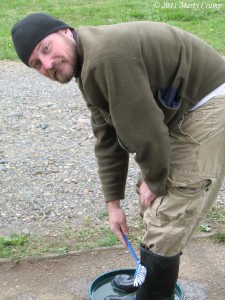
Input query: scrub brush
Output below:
<box><xmin>123</xmin><ymin>234</ymin><xmax>147</xmax><ymax>287</ymax></box>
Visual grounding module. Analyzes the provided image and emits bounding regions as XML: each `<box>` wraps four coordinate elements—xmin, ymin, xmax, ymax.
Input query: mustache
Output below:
<box><xmin>49</xmin><ymin>60</ymin><xmax>63</xmax><ymax>79</ymax></box>
<box><xmin>53</xmin><ymin>61</ymin><xmax>63</xmax><ymax>71</ymax></box>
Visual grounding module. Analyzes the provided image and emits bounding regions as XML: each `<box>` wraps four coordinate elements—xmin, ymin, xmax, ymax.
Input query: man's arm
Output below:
<box><xmin>87</xmin><ymin>104</ymin><xmax>130</xmax><ymax>201</ymax></box>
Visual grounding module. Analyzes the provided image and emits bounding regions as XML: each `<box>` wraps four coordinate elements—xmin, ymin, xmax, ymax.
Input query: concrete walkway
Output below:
<box><xmin>0</xmin><ymin>235</ymin><xmax>224</xmax><ymax>300</ymax></box>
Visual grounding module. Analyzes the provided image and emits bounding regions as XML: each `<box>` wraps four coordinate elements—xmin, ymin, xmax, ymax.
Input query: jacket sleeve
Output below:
<box><xmin>85</xmin><ymin>57</ymin><xmax>172</xmax><ymax>196</ymax></box>
<box><xmin>86</xmin><ymin>103</ymin><xmax>129</xmax><ymax>202</ymax></box>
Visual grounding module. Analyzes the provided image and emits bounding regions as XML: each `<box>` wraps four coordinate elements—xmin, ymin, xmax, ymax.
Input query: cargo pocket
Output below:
<box><xmin>176</xmin><ymin>179</ymin><xmax>211</xmax><ymax>195</ymax></box>
<box><xmin>147</xmin><ymin>178</ymin><xmax>212</xmax><ymax>226</ymax></box>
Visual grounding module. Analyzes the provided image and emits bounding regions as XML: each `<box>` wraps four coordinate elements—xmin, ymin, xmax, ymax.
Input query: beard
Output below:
<box><xmin>51</xmin><ymin>38</ymin><xmax>77</xmax><ymax>84</ymax></box>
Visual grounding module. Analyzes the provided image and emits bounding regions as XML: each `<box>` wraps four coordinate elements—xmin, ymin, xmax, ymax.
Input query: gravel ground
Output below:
<box><xmin>0</xmin><ymin>61</ymin><xmax>224</xmax><ymax>238</ymax></box>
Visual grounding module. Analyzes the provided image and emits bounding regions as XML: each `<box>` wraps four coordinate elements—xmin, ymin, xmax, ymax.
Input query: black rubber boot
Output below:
<box><xmin>109</xmin><ymin>245</ymin><xmax>180</xmax><ymax>300</ymax></box>
<box><xmin>136</xmin><ymin>245</ymin><xmax>180</xmax><ymax>300</ymax></box>
<box><xmin>112</xmin><ymin>274</ymin><xmax>138</xmax><ymax>293</ymax></box>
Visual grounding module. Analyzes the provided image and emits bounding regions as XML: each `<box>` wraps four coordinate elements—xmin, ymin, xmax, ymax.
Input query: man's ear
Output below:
<box><xmin>60</xmin><ymin>28</ymin><xmax>73</xmax><ymax>37</ymax></box>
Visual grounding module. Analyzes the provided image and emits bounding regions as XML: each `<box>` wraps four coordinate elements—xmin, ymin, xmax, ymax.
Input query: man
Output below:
<box><xmin>11</xmin><ymin>13</ymin><xmax>225</xmax><ymax>300</ymax></box>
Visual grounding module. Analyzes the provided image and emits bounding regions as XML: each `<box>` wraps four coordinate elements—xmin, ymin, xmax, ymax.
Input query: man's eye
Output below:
<box><xmin>43</xmin><ymin>45</ymin><xmax>49</xmax><ymax>53</ymax></box>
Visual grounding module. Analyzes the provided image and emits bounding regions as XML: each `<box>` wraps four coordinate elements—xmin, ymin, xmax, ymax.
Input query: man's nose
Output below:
<box><xmin>42</xmin><ymin>57</ymin><xmax>54</xmax><ymax>70</ymax></box>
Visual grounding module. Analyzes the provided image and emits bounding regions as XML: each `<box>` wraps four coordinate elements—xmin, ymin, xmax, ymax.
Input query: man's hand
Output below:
<box><xmin>140</xmin><ymin>181</ymin><xmax>157</xmax><ymax>206</ymax></box>
<box><xmin>107</xmin><ymin>200</ymin><xmax>129</xmax><ymax>247</ymax></box>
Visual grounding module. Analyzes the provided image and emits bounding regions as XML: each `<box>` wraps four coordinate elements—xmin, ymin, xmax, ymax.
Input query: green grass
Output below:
<box><xmin>198</xmin><ymin>223</ymin><xmax>211</xmax><ymax>233</ymax></box>
<box><xmin>212</xmin><ymin>231</ymin><xmax>225</xmax><ymax>243</ymax></box>
<box><xmin>0</xmin><ymin>225</ymin><xmax>142</xmax><ymax>260</ymax></box>
<box><xmin>206</xmin><ymin>204</ymin><xmax>225</xmax><ymax>224</ymax></box>
<box><xmin>0</xmin><ymin>205</ymin><xmax>224</xmax><ymax>260</ymax></box>
<box><xmin>198</xmin><ymin>205</ymin><xmax>225</xmax><ymax>244</ymax></box>
<box><xmin>1</xmin><ymin>0</ymin><xmax>225</xmax><ymax>60</ymax></box>
<box><xmin>0</xmin><ymin>209</ymin><xmax>144</xmax><ymax>259</ymax></box>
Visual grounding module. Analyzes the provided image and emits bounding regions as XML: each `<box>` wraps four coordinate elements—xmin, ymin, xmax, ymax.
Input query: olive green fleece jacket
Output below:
<box><xmin>76</xmin><ymin>21</ymin><xmax>225</xmax><ymax>202</ymax></box>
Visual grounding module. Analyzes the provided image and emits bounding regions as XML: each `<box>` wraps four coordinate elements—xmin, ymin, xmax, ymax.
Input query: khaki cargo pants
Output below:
<box><xmin>138</xmin><ymin>91</ymin><xmax>225</xmax><ymax>256</ymax></box>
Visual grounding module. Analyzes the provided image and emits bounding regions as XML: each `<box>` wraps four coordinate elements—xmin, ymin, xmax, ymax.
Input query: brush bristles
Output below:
<box><xmin>133</xmin><ymin>264</ymin><xmax>147</xmax><ymax>287</ymax></box>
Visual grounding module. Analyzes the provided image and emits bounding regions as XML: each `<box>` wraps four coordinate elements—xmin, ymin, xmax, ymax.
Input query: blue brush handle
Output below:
<box><xmin>123</xmin><ymin>234</ymin><xmax>139</xmax><ymax>264</ymax></box>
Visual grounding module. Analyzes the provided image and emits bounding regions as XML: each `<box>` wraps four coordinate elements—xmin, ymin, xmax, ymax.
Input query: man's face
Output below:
<box><xmin>28</xmin><ymin>29</ymin><xmax>76</xmax><ymax>84</ymax></box>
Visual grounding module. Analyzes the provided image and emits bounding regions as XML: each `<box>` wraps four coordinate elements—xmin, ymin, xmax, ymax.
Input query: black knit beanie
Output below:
<box><xmin>11</xmin><ymin>13</ymin><xmax>73</xmax><ymax>66</ymax></box>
